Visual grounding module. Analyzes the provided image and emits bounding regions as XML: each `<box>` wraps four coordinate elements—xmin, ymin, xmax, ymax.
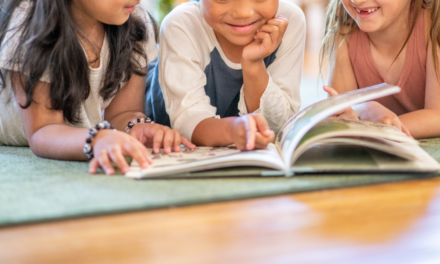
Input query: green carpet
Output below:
<box><xmin>1</xmin><ymin>139</ymin><xmax>440</xmax><ymax>227</ymax></box>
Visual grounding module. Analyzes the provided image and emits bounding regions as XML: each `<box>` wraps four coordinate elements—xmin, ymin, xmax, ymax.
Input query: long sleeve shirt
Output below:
<box><xmin>157</xmin><ymin>0</ymin><xmax>306</xmax><ymax>140</ymax></box>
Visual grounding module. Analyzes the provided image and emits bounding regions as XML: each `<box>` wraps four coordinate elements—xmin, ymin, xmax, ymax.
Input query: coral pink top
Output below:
<box><xmin>348</xmin><ymin>9</ymin><xmax>426</xmax><ymax>115</ymax></box>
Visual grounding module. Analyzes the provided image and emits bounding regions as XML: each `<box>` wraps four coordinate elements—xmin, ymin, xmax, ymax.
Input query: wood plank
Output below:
<box><xmin>1</xmin><ymin>177</ymin><xmax>440</xmax><ymax>264</ymax></box>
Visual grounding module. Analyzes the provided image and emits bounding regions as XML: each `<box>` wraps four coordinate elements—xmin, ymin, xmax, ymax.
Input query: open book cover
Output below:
<box><xmin>126</xmin><ymin>84</ymin><xmax>440</xmax><ymax>179</ymax></box>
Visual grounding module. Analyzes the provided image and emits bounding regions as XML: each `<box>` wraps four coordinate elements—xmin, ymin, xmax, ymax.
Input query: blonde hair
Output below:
<box><xmin>320</xmin><ymin>0</ymin><xmax>440</xmax><ymax>81</ymax></box>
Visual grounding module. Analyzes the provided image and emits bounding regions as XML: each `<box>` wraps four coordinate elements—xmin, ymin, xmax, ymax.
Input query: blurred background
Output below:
<box><xmin>142</xmin><ymin>0</ymin><xmax>330</xmax><ymax>107</ymax></box>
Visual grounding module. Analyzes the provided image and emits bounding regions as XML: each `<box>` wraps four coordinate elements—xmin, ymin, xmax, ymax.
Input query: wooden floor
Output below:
<box><xmin>1</xmin><ymin>177</ymin><xmax>440</xmax><ymax>264</ymax></box>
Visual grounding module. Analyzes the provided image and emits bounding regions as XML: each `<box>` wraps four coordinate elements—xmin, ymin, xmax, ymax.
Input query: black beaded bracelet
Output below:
<box><xmin>83</xmin><ymin>121</ymin><xmax>114</xmax><ymax>160</ymax></box>
<box><xmin>125</xmin><ymin>117</ymin><xmax>153</xmax><ymax>133</ymax></box>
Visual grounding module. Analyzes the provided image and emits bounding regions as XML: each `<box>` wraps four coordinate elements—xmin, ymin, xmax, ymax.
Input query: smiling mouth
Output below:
<box><xmin>226</xmin><ymin>21</ymin><xmax>258</xmax><ymax>28</ymax></box>
<box><xmin>355</xmin><ymin>7</ymin><xmax>380</xmax><ymax>14</ymax></box>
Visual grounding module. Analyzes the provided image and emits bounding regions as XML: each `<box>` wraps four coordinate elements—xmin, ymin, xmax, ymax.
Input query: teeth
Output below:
<box><xmin>356</xmin><ymin>7</ymin><xmax>378</xmax><ymax>13</ymax></box>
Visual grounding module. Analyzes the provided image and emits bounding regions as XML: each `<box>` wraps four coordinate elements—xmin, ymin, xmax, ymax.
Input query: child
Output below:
<box><xmin>145</xmin><ymin>0</ymin><xmax>306</xmax><ymax>150</ymax></box>
<box><xmin>0</xmin><ymin>0</ymin><xmax>195</xmax><ymax>175</ymax></box>
<box><xmin>321</xmin><ymin>0</ymin><xmax>440</xmax><ymax>139</ymax></box>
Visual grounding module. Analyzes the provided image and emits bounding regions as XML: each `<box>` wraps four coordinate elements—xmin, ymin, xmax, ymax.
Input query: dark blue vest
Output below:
<box><xmin>145</xmin><ymin>47</ymin><xmax>279</xmax><ymax>127</ymax></box>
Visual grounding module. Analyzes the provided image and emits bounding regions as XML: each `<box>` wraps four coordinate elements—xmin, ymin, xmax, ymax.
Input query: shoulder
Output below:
<box><xmin>8</xmin><ymin>1</ymin><xmax>33</xmax><ymax>27</ymax></box>
<box><xmin>159</xmin><ymin>1</ymin><xmax>209</xmax><ymax>54</ymax></box>
<box><xmin>0</xmin><ymin>1</ymin><xmax>33</xmax><ymax>69</ymax></box>
<box><xmin>161</xmin><ymin>1</ymin><xmax>203</xmax><ymax>34</ymax></box>
<box><xmin>277</xmin><ymin>0</ymin><xmax>305</xmax><ymax>23</ymax></box>
<box><xmin>134</xmin><ymin>4</ymin><xmax>155</xmax><ymax>23</ymax></box>
<box><xmin>277</xmin><ymin>0</ymin><xmax>306</xmax><ymax>43</ymax></box>
<box><xmin>131</xmin><ymin>4</ymin><xmax>159</xmax><ymax>64</ymax></box>
<box><xmin>133</xmin><ymin>4</ymin><xmax>157</xmax><ymax>38</ymax></box>
<box><xmin>1</xmin><ymin>1</ymin><xmax>33</xmax><ymax>44</ymax></box>
<box><xmin>335</xmin><ymin>33</ymin><xmax>351</xmax><ymax>58</ymax></box>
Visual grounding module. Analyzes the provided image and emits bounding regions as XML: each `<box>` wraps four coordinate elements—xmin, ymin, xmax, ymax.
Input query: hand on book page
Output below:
<box><xmin>323</xmin><ymin>86</ymin><xmax>359</xmax><ymax>120</ymax></box>
<box><xmin>324</xmin><ymin>86</ymin><xmax>412</xmax><ymax>138</ymax></box>
<box><xmin>353</xmin><ymin>101</ymin><xmax>412</xmax><ymax>138</ymax></box>
<box><xmin>231</xmin><ymin>113</ymin><xmax>275</xmax><ymax>151</ymax></box>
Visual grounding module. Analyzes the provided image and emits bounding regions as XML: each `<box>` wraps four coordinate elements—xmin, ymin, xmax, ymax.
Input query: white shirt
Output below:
<box><xmin>0</xmin><ymin>2</ymin><xmax>158</xmax><ymax>146</ymax></box>
<box><xmin>158</xmin><ymin>0</ymin><xmax>306</xmax><ymax>140</ymax></box>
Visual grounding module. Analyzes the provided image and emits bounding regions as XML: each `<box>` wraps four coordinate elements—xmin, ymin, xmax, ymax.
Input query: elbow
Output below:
<box><xmin>27</xmin><ymin>132</ymin><xmax>46</xmax><ymax>158</ymax></box>
<box><xmin>28</xmin><ymin>138</ymin><xmax>43</xmax><ymax>158</ymax></box>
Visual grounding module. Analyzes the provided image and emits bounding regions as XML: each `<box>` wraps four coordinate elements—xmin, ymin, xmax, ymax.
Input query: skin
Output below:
<box><xmin>12</xmin><ymin>0</ymin><xmax>195</xmax><ymax>176</ymax></box>
<box><xmin>326</xmin><ymin>0</ymin><xmax>440</xmax><ymax>139</ymax></box>
<box><xmin>193</xmin><ymin>0</ymin><xmax>288</xmax><ymax>150</ymax></box>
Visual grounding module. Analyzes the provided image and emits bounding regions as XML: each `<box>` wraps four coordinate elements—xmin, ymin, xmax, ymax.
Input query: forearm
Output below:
<box><xmin>399</xmin><ymin>109</ymin><xmax>440</xmax><ymax>139</ymax></box>
<box><xmin>192</xmin><ymin>117</ymin><xmax>235</xmax><ymax>146</ymax></box>
<box><xmin>29</xmin><ymin>125</ymin><xmax>90</xmax><ymax>160</ymax></box>
<box><xmin>242</xmin><ymin>60</ymin><xmax>269</xmax><ymax>113</ymax></box>
<box><xmin>352</xmin><ymin>102</ymin><xmax>440</xmax><ymax>138</ymax></box>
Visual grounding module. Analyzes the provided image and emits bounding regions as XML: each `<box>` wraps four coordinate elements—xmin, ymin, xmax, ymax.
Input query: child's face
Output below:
<box><xmin>341</xmin><ymin>0</ymin><xmax>412</xmax><ymax>33</ymax></box>
<box><xmin>72</xmin><ymin>0</ymin><xmax>139</xmax><ymax>26</ymax></box>
<box><xmin>201</xmin><ymin>0</ymin><xmax>279</xmax><ymax>47</ymax></box>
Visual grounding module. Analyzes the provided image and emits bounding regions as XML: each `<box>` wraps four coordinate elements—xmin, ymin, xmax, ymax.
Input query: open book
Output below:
<box><xmin>126</xmin><ymin>84</ymin><xmax>440</xmax><ymax>179</ymax></box>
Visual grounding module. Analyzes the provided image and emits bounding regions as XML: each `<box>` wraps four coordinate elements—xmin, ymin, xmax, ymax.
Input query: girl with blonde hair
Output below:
<box><xmin>321</xmin><ymin>0</ymin><xmax>440</xmax><ymax>138</ymax></box>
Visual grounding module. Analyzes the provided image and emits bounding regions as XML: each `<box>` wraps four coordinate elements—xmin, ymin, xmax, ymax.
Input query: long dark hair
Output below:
<box><xmin>0</xmin><ymin>0</ymin><xmax>156</xmax><ymax>124</ymax></box>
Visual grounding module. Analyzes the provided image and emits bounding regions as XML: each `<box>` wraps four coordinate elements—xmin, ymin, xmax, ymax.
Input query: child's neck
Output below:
<box><xmin>365</xmin><ymin>5</ymin><xmax>412</xmax><ymax>85</ymax></box>
<box><xmin>367</xmin><ymin>6</ymin><xmax>411</xmax><ymax>56</ymax></box>
<box><xmin>214</xmin><ymin>31</ymin><xmax>245</xmax><ymax>64</ymax></box>
<box><xmin>71</xmin><ymin>4</ymin><xmax>106</xmax><ymax>68</ymax></box>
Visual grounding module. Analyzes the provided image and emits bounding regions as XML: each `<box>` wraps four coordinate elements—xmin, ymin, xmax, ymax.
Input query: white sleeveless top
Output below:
<box><xmin>0</xmin><ymin>1</ymin><xmax>158</xmax><ymax>146</ymax></box>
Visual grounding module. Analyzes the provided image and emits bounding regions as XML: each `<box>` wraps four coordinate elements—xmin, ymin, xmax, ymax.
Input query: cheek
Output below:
<box><xmin>257</xmin><ymin>0</ymin><xmax>279</xmax><ymax>20</ymax></box>
<box><xmin>201</xmin><ymin>4</ymin><xmax>226</xmax><ymax>30</ymax></box>
<box><xmin>380</xmin><ymin>0</ymin><xmax>410</xmax><ymax>17</ymax></box>
<box><xmin>102</xmin><ymin>4</ymin><xmax>124</xmax><ymax>18</ymax></box>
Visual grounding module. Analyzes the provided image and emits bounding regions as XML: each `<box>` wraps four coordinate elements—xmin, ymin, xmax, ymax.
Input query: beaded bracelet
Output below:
<box><xmin>125</xmin><ymin>117</ymin><xmax>153</xmax><ymax>133</ymax></box>
<box><xmin>83</xmin><ymin>121</ymin><xmax>114</xmax><ymax>160</ymax></box>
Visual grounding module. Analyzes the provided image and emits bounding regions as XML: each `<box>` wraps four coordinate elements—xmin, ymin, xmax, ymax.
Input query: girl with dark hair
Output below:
<box><xmin>0</xmin><ymin>0</ymin><xmax>195</xmax><ymax>175</ymax></box>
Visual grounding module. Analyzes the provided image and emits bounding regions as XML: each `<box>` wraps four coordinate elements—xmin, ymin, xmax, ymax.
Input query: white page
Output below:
<box><xmin>275</xmin><ymin>83</ymin><xmax>402</xmax><ymax>171</ymax></box>
<box><xmin>126</xmin><ymin>144</ymin><xmax>285</xmax><ymax>179</ymax></box>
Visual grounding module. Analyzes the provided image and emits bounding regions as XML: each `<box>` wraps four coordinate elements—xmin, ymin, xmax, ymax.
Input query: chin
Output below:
<box><xmin>226</xmin><ymin>35</ymin><xmax>255</xmax><ymax>47</ymax></box>
<box><xmin>106</xmin><ymin>15</ymin><xmax>130</xmax><ymax>26</ymax></box>
<box><xmin>356</xmin><ymin>22</ymin><xmax>382</xmax><ymax>33</ymax></box>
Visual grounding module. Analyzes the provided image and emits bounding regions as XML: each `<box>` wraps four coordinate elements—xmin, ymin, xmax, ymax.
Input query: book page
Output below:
<box><xmin>292</xmin><ymin>135</ymin><xmax>419</xmax><ymax>164</ymax></box>
<box><xmin>126</xmin><ymin>144</ymin><xmax>285</xmax><ymax>179</ymax></box>
<box><xmin>292</xmin><ymin>143</ymin><xmax>440</xmax><ymax>173</ymax></box>
<box><xmin>275</xmin><ymin>83</ymin><xmax>401</xmax><ymax>170</ymax></box>
<box><xmin>317</xmin><ymin>118</ymin><xmax>414</xmax><ymax>142</ymax></box>
<box><xmin>296</xmin><ymin>117</ymin><xmax>416</xmax><ymax>146</ymax></box>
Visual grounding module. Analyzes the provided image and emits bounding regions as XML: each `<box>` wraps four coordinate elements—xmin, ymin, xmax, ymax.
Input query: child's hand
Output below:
<box><xmin>230</xmin><ymin>113</ymin><xmax>275</xmax><ymax>151</ymax></box>
<box><xmin>324</xmin><ymin>86</ymin><xmax>412</xmax><ymax>137</ymax></box>
<box><xmin>242</xmin><ymin>15</ymin><xmax>288</xmax><ymax>63</ymax></box>
<box><xmin>89</xmin><ymin>129</ymin><xmax>152</xmax><ymax>176</ymax></box>
<box><xmin>324</xmin><ymin>86</ymin><xmax>359</xmax><ymax>120</ymax></box>
<box><xmin>129</xmin><ymin>123</ymin><xmax>196</xmax><ymax>154</ymax></box>
<box><xmin>358</xmin><ymin>101</ymin><xmax>413</xmax><ymax>138</ymax></box>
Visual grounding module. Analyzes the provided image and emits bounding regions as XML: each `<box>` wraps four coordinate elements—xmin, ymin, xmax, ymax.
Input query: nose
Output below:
<box><xmin>230</xmin><ymin>0</ymin><xmax>254</xmax><ymax>19</ymax></box>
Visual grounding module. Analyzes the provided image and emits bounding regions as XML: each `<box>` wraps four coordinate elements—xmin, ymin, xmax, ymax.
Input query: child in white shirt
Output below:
<box><xmin>146</xmin><ymin>0</ymin><xmax>306</xmax><ymax>150</ymax></box>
